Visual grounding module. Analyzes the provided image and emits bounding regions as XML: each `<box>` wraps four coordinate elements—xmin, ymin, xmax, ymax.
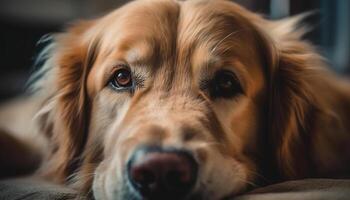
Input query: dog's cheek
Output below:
<box><xmin>90</xmin><ymin>91</ymin><xmax>133</xmax><ymax>200</ymax></box>
<box><xmin>93</xmin><ymin>143</ymin><xmax>133</xmax><ymax>200</ymax></box>
<box><xmin>193</xmin><ymin>147</ymin><xmax>250</xmax><ymax>199</ymax></box>
<box><xmin>93</xmin><ymin>159</ymin><xmax>122</xmax><ymax>200</ymax></box>
<box><xmin>91</xmin><ymin>89</ymin><xmax>132</xmax><ymax>154</ymax></box>
<box><xmin>200</xmin><ymin>98</ymin><xmax>259</xmax><ymax>198</ymax></box>
<box><xmin>230</xmin><ymin>99</ymin><xmax>262</xmax><ymax>152</ymax></box>
<box><xmin>92</xmin><ymin>164</ymin><xmax>107</xmax><ymax>200</ymax></box>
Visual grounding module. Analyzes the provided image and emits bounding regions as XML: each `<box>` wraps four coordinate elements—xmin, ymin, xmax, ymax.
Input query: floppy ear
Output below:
<box><xmin>270</xmin><ymin>47</ymin><xmax>319</xmax><ymax>179</ymax></box>
<box><xmin>263</xmin><ymin>16</ymin><xmax>326</xmax><ymax>179</ymax></box>
<box><xmin>34</xmin><ymin>20</ymin><xmax>99</xmax><ymax>183</ymax></box>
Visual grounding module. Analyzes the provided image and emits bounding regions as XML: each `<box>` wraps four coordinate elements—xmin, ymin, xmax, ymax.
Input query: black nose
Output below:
<box><xmin>127</xmin><ymin>147</ymin><xmax>198</xmax><ymax>199</ymax></box>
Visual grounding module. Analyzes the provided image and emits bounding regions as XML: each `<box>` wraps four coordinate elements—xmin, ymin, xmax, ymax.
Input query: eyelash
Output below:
<box><xmin>133</xmin><ymin>74</ymin><xmax>145</xmax><ymax>88</ymax></box>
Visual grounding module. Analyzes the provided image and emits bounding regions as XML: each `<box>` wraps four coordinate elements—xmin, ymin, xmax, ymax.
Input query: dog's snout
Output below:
<box><xmin>127</xmin><ymin>147</ymin><xmax>198</xmax><ymax>199</ymax></box>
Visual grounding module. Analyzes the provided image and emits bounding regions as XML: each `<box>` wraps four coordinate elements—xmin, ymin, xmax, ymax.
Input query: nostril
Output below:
<box><xmin>131</xmin><ymin>168</ymin><xmax>156</xmax><ymax>189</ymax></box>
<box><xmin>166</xmin><ymin>169</ymin><xmax>189</xmax><ymax>188</ymax></box>
<box><xmin>127</xmin><ymin>147</ymin><xmax>198</xmax><ymax>199</ymax></box>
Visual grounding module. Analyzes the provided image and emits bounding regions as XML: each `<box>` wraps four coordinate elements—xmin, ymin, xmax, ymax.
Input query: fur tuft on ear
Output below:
<box><xmin>268</xmin><ymin>12</ymin><xmax>316</xmax><ymax>43</ymax></box>
<box><xmin>32</xmin><ymin>20</ymin><xmax>98</xmax><ymax>183</ymax></box>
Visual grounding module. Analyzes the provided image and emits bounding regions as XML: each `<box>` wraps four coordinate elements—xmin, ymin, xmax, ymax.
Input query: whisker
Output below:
<box><xmin>210</xmin><ymin>30</ymin><xmax>241</xmax><ymax>54</ymax></box>
<box><xmin>235</xmin><ymin>176</ymin><xmax>259</xmax><ymax>188</ymax></box>
<box><xmin>243</xmin><ymin>168</ymin><xmax>271</xmax><ymax>184</ymax></box>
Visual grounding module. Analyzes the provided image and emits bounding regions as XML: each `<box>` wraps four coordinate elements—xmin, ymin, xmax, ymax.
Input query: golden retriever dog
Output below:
<box><xmin>0</xmin><ymin>0</ymin><xmax>350</xmax><ymax>199</ymax></box>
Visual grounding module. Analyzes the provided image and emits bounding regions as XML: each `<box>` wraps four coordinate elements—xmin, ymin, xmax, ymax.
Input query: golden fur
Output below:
<box><xmin>0</xmin><ymin>0</ymin><xmax>350</xmax><ymax>199</ymax></box>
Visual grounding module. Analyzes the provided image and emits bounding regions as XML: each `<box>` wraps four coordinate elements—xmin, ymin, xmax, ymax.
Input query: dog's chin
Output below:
<box><xmin>119</xmin><ymin>181</ymin><xmax>203</xmax><ymax>200</ymax></box>
<box><xmin>108</xmin><ymin>181</ymin><xmax>207</xmax><ymax>200</ymax></box>
<box><xmin>92</xmin><ymin>147</ymin><xmax>250</xmax><ymax>200</ymax></box>
<box><xmin>115</xmin><ymin>185</ymin><xmax>237</xmax><ymax>200</ymax></box>
<box><xmin>93</xmin><ymin>174</ymin><xmax>202</xmax><ymax>200</ymax></box>
<box><xmin>120</xmin><ymin>189</ymin><xmax>204</xmax><ymax>200</ymax></box>
<box><xmin>92</xmin><ymin>163</ymin><xmax>249</xmax><ymax>200</ymax></box>
<box><xmin>93</xmin><ymin>176</ymin><xmax>242</xmax><ymax>200</ymax></box>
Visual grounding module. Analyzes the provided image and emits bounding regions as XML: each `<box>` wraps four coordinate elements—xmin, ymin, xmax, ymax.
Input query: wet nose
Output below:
<box><xmin>127</xmin><ymin>147</ymin><xmax>198</xmax><ymax>199</ymax></box>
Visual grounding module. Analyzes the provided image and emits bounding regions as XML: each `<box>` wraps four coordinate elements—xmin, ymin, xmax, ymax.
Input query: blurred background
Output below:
<box><xmin>0</xmin><ymin>0</ymin><xmax>349</xmax><ymax>101</ymax></box>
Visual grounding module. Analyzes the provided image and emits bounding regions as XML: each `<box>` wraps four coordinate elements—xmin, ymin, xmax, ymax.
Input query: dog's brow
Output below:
<box><xmin>126</xmin><ymin>49</ymin><xmax>144</xmax><ymax>66</ymax></box>
<box><xmin>122</xmin><ymin>52</ymin><xmax>146</xmax><ymax>69</ymax></box>
<box><xmin>124</xmin><ymin>43</ymin><xmax>156</xmax><ymax>67</ymax></box>
<box><xmin>191</xmin><ymin>44</ymin><xmax>221</xmax><ymax>75</ymax></box>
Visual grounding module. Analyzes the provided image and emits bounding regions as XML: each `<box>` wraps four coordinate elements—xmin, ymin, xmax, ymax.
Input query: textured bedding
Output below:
<box><xmin>235</xmin><ymin>179</ymin><xmax>350</xmax><ymax>200</ymax></box>
<box><xmin>0</xmin><ymin>178</ymin><xmax>350</xmax><ymax>200</ymax></box>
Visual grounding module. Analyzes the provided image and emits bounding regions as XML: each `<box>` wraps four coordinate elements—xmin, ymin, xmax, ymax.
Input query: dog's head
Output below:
<box><xmin>34</xmin><ymin>0</ymin><xmax>324</xmax><ymax>199</ymax></box>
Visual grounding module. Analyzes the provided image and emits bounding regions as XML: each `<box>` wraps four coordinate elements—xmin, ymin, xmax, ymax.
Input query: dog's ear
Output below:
<box><xmin>34</xmin><ymin>20</ymin><xmax>99</xmax><ymax>183</ymax></box>
<box><xmin>260</xmin><ymin>15</ymin><xmax>325</xmax><ymax>179</ymax></box>
<box><xmin>269</xmin><ymin>46</ymin><xmax>319</xmax><ymax>179</ymax></box>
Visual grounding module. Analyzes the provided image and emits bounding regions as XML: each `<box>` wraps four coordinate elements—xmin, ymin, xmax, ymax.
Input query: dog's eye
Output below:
<box><xmin>210</xmin><ymin>70</ymin><xmax>242</xmax><ymax>98</ymax></box>
<box><xmin>109</xmin><ymin>68</ymin><xmax>133</xmax><ymax>89</ymax></box>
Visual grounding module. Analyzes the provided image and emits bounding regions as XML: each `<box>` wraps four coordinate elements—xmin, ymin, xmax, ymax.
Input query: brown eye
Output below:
<box><xmin>110</xmin><ymin>68</ymin><xmax>133</xmax><ymax>89</ymax></box>
<box><xmin>210</xmin><ymin>70</ymin><xmax>242</xmax><ymax>98</ymax></box>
